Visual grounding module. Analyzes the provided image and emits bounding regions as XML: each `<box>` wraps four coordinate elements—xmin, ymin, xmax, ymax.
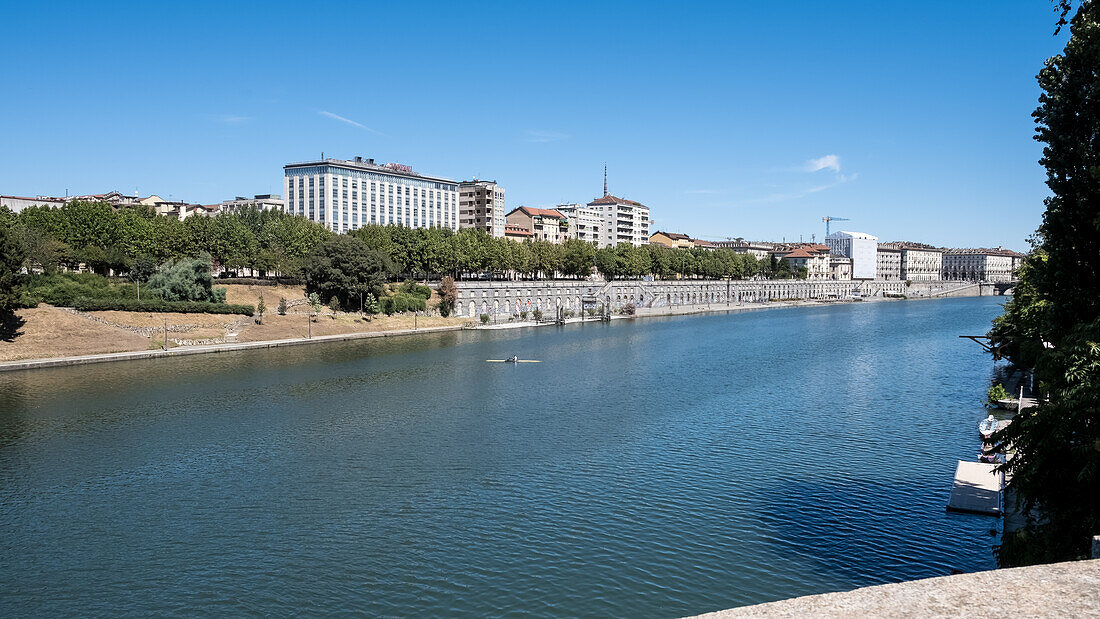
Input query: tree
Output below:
<box><xmin>437</xmin><ymin>276</ymin><xmax>458</xmax><ymax>316</ymax></box>
<box><xmin>302</xmin><ymin>235</ymin><xmax>392</xmax><ymax>309</ymax></box>
<box><xmin>308</xmin><ymin>292</ymin><xmax>322</xmax><ymax>321</ymax></box>
<box><xmin>128</xmin><ymin>255</ymin><xmax>157</xmax><ymax>300</ymax></box>
<box><xmin>362</xmin><ymin>292</ymin><xmax>379</xmax><ymax>316</ymax></box>
<box><xmin>256</xmin><ymin>292</ymin><xmax>266</xmax><ymax>324</ymax></box>
<box><xmin>0</xmin><ymin>224</ymin><xmax>26</xmax><ymax>340</ymax></box>
<box><xmin>990</xmin><ymin>1</ymin><xmax>1100</xmax><ymax>567</ymax></box>
<box><xmin>328</xmin><ymin>295</ymin><xmax>341</xmax><ymax>316</ymax></box>
<box><xmin>277</xmin><ymin>297</ymin><xmax>288</xmax><ymax>315</ymax></box>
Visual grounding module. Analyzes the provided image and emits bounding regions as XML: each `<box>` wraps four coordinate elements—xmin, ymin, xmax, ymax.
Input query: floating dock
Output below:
<box><xmin>947</xmin><ymin>460</ymin><xmax>1003</xmax><ymax>515</ymax></box>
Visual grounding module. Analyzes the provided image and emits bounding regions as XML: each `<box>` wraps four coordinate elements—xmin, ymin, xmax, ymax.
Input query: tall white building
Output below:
<box><xmin>283</xmin><ymin>157</ymin><xmax>458</xmax><ymax>233</ymax></box>
<box><xmin>827</xmin><ymin>230</ymin><xmax>878</xmax><ymax>280</ymax></box>
<box><xmin>588</xmin><ymin>194</ymin><xmax>650</xmax><ymax>248</ymax></box>
<box><xmin>458</xmin><ymin>180</ymin><xmax>506</xmax><ymax>237</ymax></box>
<box><xmin>555</xmin><ymin>203</ymin><xmax>601</xmax><ymax>244</ymax></box>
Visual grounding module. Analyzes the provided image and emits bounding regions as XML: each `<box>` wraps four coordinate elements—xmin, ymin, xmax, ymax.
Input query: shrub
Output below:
<box><xmin>533</xmin><ymin>309</ymin><xmax>543</xmax><ymax>321</ymax></box>
<box><xmin>438</xmin><ymin>300</ymin><xmax>452</xmax><ymax>317</ymax></box>
<box><xmin>621</xmin><ymin>302</ymin><xmax>636</xmax><ymax>316</ymax></box>
<box><xmin>72</xmin><ymin>298</ymin><xmax>253</xmax><ymax>316</ymax></box>
<box><xmin>400</xmin><ymin>279</ymin><xmax>432</xmax><ymax>299</ymax></box>
<box><xmin>520</xmin><ymin>310</ymin><xmax>528</xmax><ymax>319</ymax></box>
<box><xmin>146</xmin><ymin>254</ymin><xmax>225</xmax><ymax>303</ymax></box>
<box><xmin>256</xmin><ymin>293</ymin><xmax>266</xmax><ymax>324</ymax></box>
<box><xmin>380</xmin><ymin>292</ymin><xmax>426</xmax><ymax>315</ymax></box>
<box><xmin>480</xmin><ymin>313</ymin><xmax>490</xmax><ymax>324</ymax></box>
<box><xmin>329</xmin><ymin>296</ymin><xmax>341</xmax><ymax>314</ymax></box>
<box><xmin>987</xmin><ymin>383</ymin><xmax>1011</xmax><ymax>407</ymax></box>
<box><xmin>21</xmin><ymin>272</ymin><xmax>138</xmax><ymax>307</ymax></box>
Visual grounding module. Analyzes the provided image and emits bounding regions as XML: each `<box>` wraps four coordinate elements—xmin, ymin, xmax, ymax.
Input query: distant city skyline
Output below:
<box><xmin>0</xmin><ymin>1</ymin><xmax>1068</xmax><ymax>251</ymax></box>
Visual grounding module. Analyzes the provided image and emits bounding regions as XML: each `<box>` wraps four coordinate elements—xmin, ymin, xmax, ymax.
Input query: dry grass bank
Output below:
<box><xmin>1</xmin><ymin>282</ymin><xmax>463</xmax><ymax>363</ymax></box>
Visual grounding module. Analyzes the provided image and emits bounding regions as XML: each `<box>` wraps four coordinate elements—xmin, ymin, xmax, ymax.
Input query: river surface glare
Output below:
<box><xmin>0</xmin><ymin>297</ymin><xmax>1005</xmax><ymax>616</ymax></box>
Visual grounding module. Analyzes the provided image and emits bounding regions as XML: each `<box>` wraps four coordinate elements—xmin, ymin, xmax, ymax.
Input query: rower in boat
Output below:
<box><xmin>507</xmin><ymin>355</ymin><xmax>519</xmax><ymax>363</ymax></box>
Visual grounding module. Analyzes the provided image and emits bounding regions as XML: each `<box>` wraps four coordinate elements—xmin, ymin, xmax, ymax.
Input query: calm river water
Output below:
<box><xmin>0</xmin><ymin>297</ymin><xmax>1005</xmax><ymax>616</ymax></box>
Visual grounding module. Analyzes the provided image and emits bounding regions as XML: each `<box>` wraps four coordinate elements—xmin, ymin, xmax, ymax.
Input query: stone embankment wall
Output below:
<box><xmin>451</xmin><ymin>279</ymin><xmax>986</xmax><ymax>318</ymax></box>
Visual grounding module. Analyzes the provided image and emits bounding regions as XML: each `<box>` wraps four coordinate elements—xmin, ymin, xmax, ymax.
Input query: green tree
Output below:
<box><xmin>277</xmin><ymin>297</ymin><xmax>288</xmax><ymax>315</ymax></box>
<box><xmin>362</xmin><ymin>292</ymin><xmax>379</xmax><ymax>316</ymax></box>
<box><xmin>308</xmin><ymin>292</ymin><xmax>322</xmax><ymax>321</ymax></box>
<box><xmin>302</xmin><ymin>235</ymin><xmax>392</xmax><ymax>309</ymax></box>
<box><xmin>0</xmin><ymin>223</ymin><xmax>26</xmax><ymax>340</ymax></box>
<box><xmin>990</xmin><ymin>1</ymin><xmax>1100</xmax><ymax>567</ymax></box>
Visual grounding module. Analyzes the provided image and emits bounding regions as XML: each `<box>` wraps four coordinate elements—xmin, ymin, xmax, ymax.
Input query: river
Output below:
<box><xmin>0</xmin><ymin>296</ymin><xmax>1005</xmax><ymax>616</ymax></box>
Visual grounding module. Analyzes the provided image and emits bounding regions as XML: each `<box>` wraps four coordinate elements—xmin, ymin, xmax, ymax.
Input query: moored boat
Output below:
<box><xmin>978</xmin><ymin>415</ymin><xmax>998</xmax><ymax>440</ymax></box>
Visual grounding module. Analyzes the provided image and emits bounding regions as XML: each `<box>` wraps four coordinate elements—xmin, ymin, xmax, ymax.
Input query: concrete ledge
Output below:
<box><xmin>691</xmin><ymin>559</ymin><xmax>1100</xmax><ymax>618</ymax></box>
<box><xmin>0</xmin><ymin>325</ymin><xmax>465</xmax><ymax>372</ymax></box>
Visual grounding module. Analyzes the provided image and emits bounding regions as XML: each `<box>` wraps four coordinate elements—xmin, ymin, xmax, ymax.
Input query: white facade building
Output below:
<box><xmin>555</xmin><ymin>203</ymin><xmax>602</xmax><ymax>244</ymax></box>
<box><xmin>588</xmin><ymin>194</ymin><xmax>650</xmax><ymax>248</ymax></box>
<box><xmin>827</xmin><ymin>230</ymin><xmax>878</xmax><ymax>280</ymax></box>
<box><xmin>876</xmin><ymin>243</ymin><xmax>903</xmax><ymax>281</ymax></box>
<box><xmin>220</xmin><ymin>194</ymin><xmax>285</xmax><ymax>214</ymax></box>
<box><xmin>284</xmin><ymin>157</ymin><xmax>458</xmax><ymax>233</ymax></box>
<box><xmin>896</xmin><ymin>243</ymin><xmax>943</xmax><ymax>281</ymax></box>
<box><xmin>458</xmin><ymin>180</ymin><xmax>506</xmax><ymax>237</ymax></box>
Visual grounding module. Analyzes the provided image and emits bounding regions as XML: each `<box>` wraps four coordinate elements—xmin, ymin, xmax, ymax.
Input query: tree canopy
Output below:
<box><xmin>989</xmin><ymin>1</ymin><xmax>1100</xmax><ymax>567</ymax></box>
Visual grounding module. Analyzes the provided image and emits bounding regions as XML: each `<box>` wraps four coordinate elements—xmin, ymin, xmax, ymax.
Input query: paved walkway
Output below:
<box><xmin>691</xmin><ymin>559</ymin><xmax>1100</xmax><ymax>618</ymax></box>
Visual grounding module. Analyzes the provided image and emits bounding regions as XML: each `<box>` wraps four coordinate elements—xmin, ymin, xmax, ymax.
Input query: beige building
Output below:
<box><xmin>505</xmin><ymin>207</ymin><xmax>568</xmax><ymax>243</ymax></box>
<box><xmin>829</xmin><ymin>256</ymin><xmax>852</xmax><ymax>280</ymax></box>
<box><xmin>556</xmin><ymin>203</ymin><xmax>601</xmax><ymax>244</ymax></box>
<box><xmin>772</xmin><ymin>245</ymin><xmax>831</xmax><ymax>279</ymax></box>
<box><xmin>942</xmin><ymin>248</ymin><xmax>1020</xmax><ymax>282</ymax></box>
<box><xmin>649</xmin><ymin>231</ymin><xmax>693</xmax><ymax>249</ymax></box>
<box><xmin>459</xmin><ymin>180</ymin><xmax>506</xmax><ymax>237</ymax></box>
<box><xmin>876</xmin><ymin>243</ymin><xmax>902</xmax><ymax>280</ymax></box>
<box><xmin>588</xmin><ymin>193</ymin><xmax>650</xmax><ymax>248</ymax></box>
<box><xmin>893</xmin><ymin>242</ymin><xmax>943</xmax><ymax>281</ymax></box>
<box><xmin>714</xmin><ymin>239</ymin><xmax>775</xmax><ymax>261</ymax></box>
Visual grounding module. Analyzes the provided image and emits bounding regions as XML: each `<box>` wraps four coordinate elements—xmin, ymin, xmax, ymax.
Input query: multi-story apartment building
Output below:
<box><xmin>827</xmin><ymin>231</ymin><xmax>878</xmax><ymax>279</ymax></box>
<box><xmin>283</xmin><ymin>157</ymin><xmax>458</xmax><ymax>233</ymax></box>
<box><xmin>505</xmin><ymin>207</ymin><xmax>568</xmax><ymax>243</ymax></box>
<box><xmin>458</xmin><ymin>180</ymin><xmax>506</xmax><ymax>237</ymax></box>
<box><xmin>942</xmin><ymin>248</ymin><xmax>1020</xmax><ymax>282</ymax></box>
<box><xmin>649</xmin><ymin>231</ymin><xmax>693</xmax><ymax>249</ymax></box>
<box><xmin>220</xmin><ymin>194</ymin><xmax>284</xmax><ymax>214</ymax></box>
<box><xmin>555</xmin><ymin>203</ymin><xmax>601</xmax><ymax>244</ymax></box>
<box><xmin>589</xmin><ymin>193</ymin><xmax>650</xmax><ymax>248</ymax></box>
<box><xmin>876</xmin><ymin>243</ymin><xmax>903</xmax><ymax>280</ymax></box>
<box><xmin>892</xmin><ymin>242</ymin><xmax>943</xmax><ymax>281</ymax></box>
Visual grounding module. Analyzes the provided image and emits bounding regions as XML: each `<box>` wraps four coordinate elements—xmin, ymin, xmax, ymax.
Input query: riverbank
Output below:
<box><xmin>0</xmin><ymin>293</ymin><xmax>981</xmax><ymax>372</ymax></box>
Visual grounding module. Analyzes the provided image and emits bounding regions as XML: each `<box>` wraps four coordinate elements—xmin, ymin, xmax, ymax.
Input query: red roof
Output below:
<box><xmin>588</xmin><ymin>194</ymin><xmax>645</xmax><ymax>207</ymax></box>
<box><xmin>691</xmin><ymin>238</ymin><xmax>715</xmax><ymax>247</ymax></box>
<box><xmin>653</xmin><ymin>231</ymin><xmax>690</xmax><ymax>241</ymax></box>
<box><xmin>509</xmin><ymin>206</ymin><xmax>565</xmax><ymax>219</ymax></box>
<box><xmin>504</xmin><ymin>225</ymin><xmax>533</xmax><ymax>237</ymax></box>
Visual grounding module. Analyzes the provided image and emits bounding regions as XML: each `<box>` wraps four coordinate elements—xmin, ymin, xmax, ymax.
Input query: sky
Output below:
<box><xmin>0</xmin><ymin>1</ymin><xmax>1072</xmax><ymax>250</ymax></box>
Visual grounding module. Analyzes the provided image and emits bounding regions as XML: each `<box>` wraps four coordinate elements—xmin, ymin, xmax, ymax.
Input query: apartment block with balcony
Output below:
<box><xmin>588</xmin><ymin>193</ymin><xmax>650</xmax><ymax>248</ymax></box>
<box><xmin>458</xmin><ymin>180</ymin><xmax>506</xmax><ymax>237</ymax></box>
<box><xmin>555</xmin><ymin>203</ymin><xmax>601</xmax><ymax>244</ymax></box>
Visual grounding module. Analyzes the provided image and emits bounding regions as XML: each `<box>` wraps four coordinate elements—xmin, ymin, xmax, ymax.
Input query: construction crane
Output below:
<box><xmin>822</xmin><ymin>215</ymin><xmax>850</xmax><ymax>238</ymax></box>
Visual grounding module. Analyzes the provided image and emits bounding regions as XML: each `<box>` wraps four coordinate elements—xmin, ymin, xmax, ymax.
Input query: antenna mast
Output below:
<box><xmin>603</xmin><ymin>163</ymin><xmax>608</xmax><ymax>196</ymax></box>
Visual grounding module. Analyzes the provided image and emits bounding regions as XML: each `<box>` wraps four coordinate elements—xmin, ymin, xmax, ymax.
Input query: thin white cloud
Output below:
<box><xmin>217</xmin><ymin>115</ymin><xmax>252</xmax><ymax>124</ymax></box>
<box><xmin>524</xmin><ymin>130</ymin><xmax>569</xmax><ymax>143</ymax></box>
<box><xmin>805</xmin><ymin>154</ymin><xmax>841</xmax><ymax>173</ymax></box>
<box><xmin>319</xmin><ymin>110</ymin><xmax>383</xmax><ymax>135</ymax></box>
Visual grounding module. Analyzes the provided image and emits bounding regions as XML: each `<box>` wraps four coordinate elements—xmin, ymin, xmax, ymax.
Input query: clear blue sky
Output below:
<box><xmin>0</xmin><ymin>1</ymin><xmax>1069</xmax><ymax>250</ymax></box>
